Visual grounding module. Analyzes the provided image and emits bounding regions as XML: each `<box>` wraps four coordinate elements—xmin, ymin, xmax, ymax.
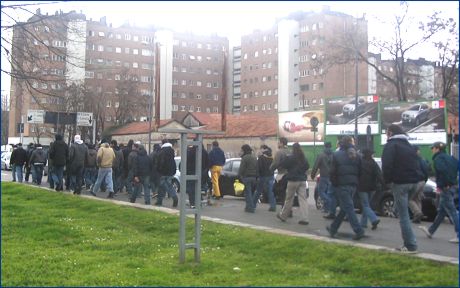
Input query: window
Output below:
<box><xmin>254</xmin><ymin>51</ymin><xmax>259</xmax><ymax>57</ymax></box>
<box><xmin>105</xmin><ymin>116</ymin><xmax>112</xmax><ymax>122</ymax></box>
<box><xmin>97</xmin><ymin>73</ymin><xmax>103</xmax><ymax>79</ymax></box>
<box><xmin>141</xmin><ymin>49</ymin><xmax>152</xmax><ymax>56</ymax></box>
<box><xmin>124</xmin><ymin>34</ymin><xmax>131</xmax><ymax>40</ymax></box>
<box><xmin>181</xmin><ymin>67</ymin><xmax>187</xmax><ymax>73</ymax></box>
<box><xmin>197</xmin><ymin>81</ymin><xmax>202</xmax><ymax>87</ymax></box>
<box><xmin>196</xmin><ymin>94</ymin><xmax>202</xmax><ymax>99</ymax></box>
<box><xmin>85</xmin><ymin>71</ymin><xmax>94</xmax><ymax>79</ymax></box>
<box><xmin>106</xmin><ymin>46</ymin><xmax>113</xmax><ymax>52</ymax></box>
<box><xmin>133</xmin><ymin>49</ymin><xmax>139</xmax><ymax>55</ymax></box>
<box><xmin>115</xmin><ymin>74</ymin><xmax>121</xmax><ymax>80</ymax></box>
<box><xmin>116</xmin><ymin>34</ymin><xmax>121</xmax><ymax>39</ymax></box>
<box><xmin>213</xmin><ymin>94</ymin><xmax>219</xmax><ymax>101</ymax></box>
<box><xmin>212</xmin><ymin>107</ymin><xmax>218</xmax><ymax>113</ymax></box>
<box><xmin>196</xmin><ymin>107</ymin><xmax>201</xmax><ymax>112</ymax></box>
<box><xmin>181</xmin><ymin>80</ymin><xmax>187</xmax><ymax>86</ymax></box>
<box><xmin>133</xmin><ymin>62</ymin><xmax>138</xmax><ymax>68</ymax></box>
<box><xmin>172</xmin><ymin>105</ymin><xmax>178</xmax><ymax>111</ymax></box>
<box><xmin>106</xmin><ymin>101</ymin><xmax>112</xmax><ymax>108</ymax></box>
<box><xmin>115</xmin><ymin>47</ymin><xmax>121</xmax><ymax>53</ymax></box>
<box><xmin>125</xmin><ymin>47</ymin><xmax>130</xmax><ymax>54</ymax></box>
<box><xmin>98</xmin><ymin>31</ymin><xmax>105</xmax><ymax>37</ymax></box>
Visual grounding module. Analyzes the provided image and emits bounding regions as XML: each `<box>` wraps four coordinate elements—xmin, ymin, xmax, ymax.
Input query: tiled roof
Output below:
<box><xmin>188</xmin><ymin>112</ymin><xmax>278</xmax><ymax>138</ymax></box>
<box><xmin>110</xmin><ymin>119</ymin><xmax>176</xmax><ymax>136</ymax></box>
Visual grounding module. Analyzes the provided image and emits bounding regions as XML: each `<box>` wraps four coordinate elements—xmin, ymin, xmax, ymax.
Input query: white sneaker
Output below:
<box><xmin>418</xmin><ymin>226</ymin><xmax>432</xmax><ymax>239</ymax></box>
<box><xmin>449</xmin><ymin>238</ymin><xmax>459</xmax><ymax>244</ymax></box>
<box><xmin>395</xmin><ymin>246</ymin><xmax>418</xmax><ymax>254</ymax></box>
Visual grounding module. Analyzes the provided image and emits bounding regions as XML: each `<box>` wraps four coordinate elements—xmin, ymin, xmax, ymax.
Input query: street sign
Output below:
<box><xmin>27</xmin><ymin>110</ymin><xmax>45</xmax><ymax>124</ymax></box>
<box><xmin>77</xmin><ymin>112</ymin><xmax>93</xmax><ymax>126</ymax></box>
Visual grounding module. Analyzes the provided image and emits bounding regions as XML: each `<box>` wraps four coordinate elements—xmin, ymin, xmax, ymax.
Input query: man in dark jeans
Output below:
<box><xmin>68</xmin><ymin>135</ymin><xmax>88</xmax><ymax>194</ymax></box>
<box><xmin>49</xmin><ymin>134</ymin><xmax>68</xmax><ymax>191</ymax></box>
<box><xmin>10</xmin><ymin>143</ymin><xmax>28</xmax><ymax>183</ymax></box>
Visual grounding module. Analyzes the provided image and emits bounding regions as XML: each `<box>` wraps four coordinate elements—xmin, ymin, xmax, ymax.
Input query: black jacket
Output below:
<box><xmin>257</xmin><ymin>153</ymin><xmax>274</xmax><ymax>177</ymax></box>
<box><xmin>381</xmin><ymin>135</ymin><xmax>419</xmax><ymax>184</ymax></box>
<box><xmin>10</xmin><ymin>147</ymin><xmax>28</xmax><ymax>166</ymax></box>
<box><xmin>330</xmin><ymin>145</ymin><xmax>361</xmax><ymax>187</ymax></box>
<box><xmin>29</xmin><ymin>148</ymin><xmax>47</xmax><ymax>165</ymax></box>
<box><xmin>156</xmin><ymin>144</ymin><xmax>176</xmax><ymax>176</ymax></box>
<box><xmin>185</xmin><ymin>146</ymin><xmax>209</xmax><ymax>184</ymax></box>
<box><xmin>49</xmin><ymin>140</ymin><xmax>69</xmax><ymax>167</ymax></box>
<box><xmin>358</xmin><ymin>157</ymin><xmax>384</xmax><ymax>192</ymax></box>
<box><xmin>133</xmin><ymin>149</ymin><xmax>152</xmax><ymax>178</ymax></box>
<box><xmin>281</xmin><ymin>154</ymin><xmax>309</xmax><ymax>182</ymax></box>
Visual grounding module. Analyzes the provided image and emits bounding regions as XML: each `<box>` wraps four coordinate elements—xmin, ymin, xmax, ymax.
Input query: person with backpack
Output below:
<box><xmin>110</xmin><ymin>140</ymin><xmax>124</xmax><ymax>196</ymax></box>
<box><xmin>155</xmin><ymin>141</ymin><xmax>178</xmax><ymax>207</ymax></box>
<box><xmin>419</xmin><ymin>142</ymin><xmax>459</xmax><ymax>244</ymax></box>
<box><xmin>130</xmin><ymin>145</ymin><xmax>152</xmax><ymax>204</ymax></box>
<box><xmin>357</xmin><ymin>148</ymin><xmax>384</xmax><ymax>230</ymax></box>
<box><xmin>311</xmin><ymin>142</ymin><xmax>335</xmax><ymax>218</ymax></box>
<box><xmin>29</xmin><ymin>143</ymin><xmax>47</xmax><ymax>185</ymax></box>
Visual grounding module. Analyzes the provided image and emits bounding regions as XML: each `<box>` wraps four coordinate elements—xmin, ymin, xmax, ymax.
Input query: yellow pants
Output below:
<box><xmin>211</xmin><ymin>165</ymin><xmax>223</xmax><ymax>197</ymax></box>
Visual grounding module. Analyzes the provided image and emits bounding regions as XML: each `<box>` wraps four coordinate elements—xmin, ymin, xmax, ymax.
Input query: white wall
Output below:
<box><xmin>66</xmin><ymin>20</ymin><xmax>86</xmax><ymax>86</ymax></box>
<box><xmin>155</xmin><ymin>30</ymin><xmax>174</xmax><ymax>120</ymax></box>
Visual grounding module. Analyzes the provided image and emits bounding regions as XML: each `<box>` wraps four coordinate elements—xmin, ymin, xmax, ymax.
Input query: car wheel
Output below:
<box><xmin>172</xmin><ymin>179</ymin><xmax>180</xmax><ymax>194</ymax></box>
<box><xmin>380</xmin><ymin>195</ymin><xmax>397</xmax><ymax>218</ymax></box>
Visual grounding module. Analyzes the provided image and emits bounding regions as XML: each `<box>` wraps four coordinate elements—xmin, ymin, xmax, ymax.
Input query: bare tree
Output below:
<box><xmin>114</xmin><ymin>68</ymin><xmax>148</xmax><ymax>124</ymax></box>
<box><xmin>1</xmin><ymin>93</ymin><xmax>9</xmax><ymax>144</ymax></box>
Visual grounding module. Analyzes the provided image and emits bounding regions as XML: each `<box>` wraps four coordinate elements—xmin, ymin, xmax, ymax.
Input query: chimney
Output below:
<box><xmin>36</xmin><ymin>8</ymin><xmax>41</xmax><ymax>15</ymax></box>
<box><xmin>100</xmin><ymin>16</ymin><xmax>106</xmax><ymax>25</ymax></box>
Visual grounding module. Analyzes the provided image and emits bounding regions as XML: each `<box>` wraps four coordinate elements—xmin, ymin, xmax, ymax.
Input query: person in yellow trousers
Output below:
<box><xmin>208</xmin><ymin>141</ymin><xmax>226</xmax><ymax>199</ymax></box>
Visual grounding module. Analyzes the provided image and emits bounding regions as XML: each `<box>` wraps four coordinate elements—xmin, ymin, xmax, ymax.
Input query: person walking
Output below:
<box><xmin>419</xmin><ymin>142</ymin><xmax>459</xmax><ymax>243</ymax></box>
<box><xmin>49</xmin><ymin>134</ymin><xmax>68</xmax><ymax>191</ymax></box>
<box><xmin>382</xmin><ymin>124</ymin><xmax>420</xmax><ymax>253</ymax></box>
<box><xmin>29</xmin><ymin>143</ymin><xmax>47</xmax><ymax>185</ymax></box>
<box><xmin>276</xmin><ymin>142</ymin><xmax>310</xmax><ymax>225</ymax></box>
<box><xmin>68</xmin><ymin>135</ymin><xmax>88</xmax><ymax>195</ymax></box>
<box><xmin>155</xmin><ymin>141</ymin><xmax>178</xmax><ymax>207</ymax></box>
<box><xmin>121</xmin><ymin>139</ymin><xmax>134</xmax><ymax>195</ymax></box>
<box><xmin>149</xmin><ymin>143</ymin><xmax>162</xmax><ymax>198</ymax></box>
<box><xmin>238</xmin><ymin>144</ymin><xmax>258</xmax><ymax>213</ymax></box>
<box><xmin>10</xmin><ymin>143</ymin><xmax>28</xmax><ymax>183</ymax></box>
<box><xmin>410</xmin><ymin>145</ymin><xmax>430</xmax><ymax>223</ymax></box>
<box><xmin>130</xmin><ymin>145</ymin><xmax>152</xmax><ymax>204</ymax></box>
<box><xmin>270</xmin><ymin>137</ymin><xmax>290</xmax><ymax>205</ymax></box>
<box><xmin>357</xmin><ymin>148</ymin><xmax>383</xmax><ymax>230</ymax></box>
<box><xmin>184</xmin><ymin>144</ymin><xmax>209</xmax><ymax>208</ymax></box>
<box><xmin>110</xmin><ymin>140</ymin><xmax>124</xmax><ymax>195</ymax></box>
<box><xmin>326</xmin><ymin>136</ymin><xmax>365</xmax><ymax>240</ymax></box>
<box><xmin>84</xmin><ymin>144</ymin><xmax>98</xmax><ymax>191</ymax></box>
<box><xmin>254</xmin><ymin>145</ymin><xmax>276</xmax><ymax>212</ymax></box>
<box><xmin>311</xmin><ymin>142</ymin><xmax>336</xmax><ymax>218</ymax></box>
<box><xmin>127</xmin><ymin>143</ymin><xmax>140</xmax><ymax>196</ymax></box>
<box><xmin>208</xmin><ymin>140</ymin><xmax>226</xmax><ymax>200</ymax></box>
<box><xmin>91</xmin><ymin>140</ymin><xmax>116</xmax><ymax>198</ymax></box>
<box><xmin>9</xmin><ymin>145</ymin><xmax>17</xmax><ymax>182</ymax></box>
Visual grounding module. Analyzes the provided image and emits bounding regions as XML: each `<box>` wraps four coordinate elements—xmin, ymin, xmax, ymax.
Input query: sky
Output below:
<box><xmin>1</xmin><ymin>1</ymin><xmax>459</xmax><ymax>97</ymax></box>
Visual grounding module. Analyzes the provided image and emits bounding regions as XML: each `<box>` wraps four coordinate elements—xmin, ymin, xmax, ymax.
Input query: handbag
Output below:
<box><xmin>234</xmin><ymin>179</ymin><xmax>245</xmax><ymax>196</ymax></box>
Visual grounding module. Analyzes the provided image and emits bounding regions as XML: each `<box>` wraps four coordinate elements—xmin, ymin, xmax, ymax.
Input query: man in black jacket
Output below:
<box><xmin>49</xmin><ymin>134</ymin><xmax>68</xmax><ymax>191</ymax></box>
<box><xmin>130</xmin><ymin>145</ymin><xmax>152</xmax><ymax>204</ymax></box>
<box><xmin>29</xmin><ymin>144</ymin><xmax>47</xmax><ymax>185</ymax></box>
<box><xmin>10</xmin><ymin>143</ymin><xmax>28</xmax><ymax>183</ymax></box>
<box><xmin>184</xmin><ymin>144</ymin><xmax>209</xmax><ymax>208</ymax></box>
<box><xmin>382</xmin><ymin>124</ymin><xmax>419</xmax><ymax>253</ymax></box>
<box><xmin>326</xmin><ymin>136</ymin><xmax>364</xmax><ymax>241</ymax></box>
<box><xmin>155</xmin><ymin>141</ymin><xmax>178</xmax><ymax>207</ymax></box>
<box><xmin>68</xmin><ymin>135</ymin><xmax>88</xmax><ymax>194</ymax></box>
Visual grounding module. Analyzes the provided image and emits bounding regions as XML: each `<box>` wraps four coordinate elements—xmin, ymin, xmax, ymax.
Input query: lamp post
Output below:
<box><xmin>354</xmin><ymin>49</ymin><xmax>359</xmax><ymax>147</ymax></box>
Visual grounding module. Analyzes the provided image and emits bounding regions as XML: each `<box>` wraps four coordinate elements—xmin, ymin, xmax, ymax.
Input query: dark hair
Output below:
<box><xmin>110</xmin><ymin>140</ymin><xmax>118</xmax><ymax>146</ymax></box>
<box><xmin>339</xmin><ymin>135</ymin><xmax>353</xmax><ymax>147</ymax></box>
<box><xmin>55</xmin><ymin>134</ymin><xmax>63</xmax><ymax>141</ymax></box>
<box><xmin>387</xmin><ymin>124</ymin><xmax>406</xmax><ymax>136</ymax></box>
<box><xmin>279</xmin><ymin>137</ymin><xmax>288</xmax><ymax>146</ymax></box>
<box><xmin>241</xmin><ymin>144</ymin><xmax>252</xmax><ymax>155</ymax></box>
<box><xmin>292</xmin><ymin>142</ymin><xmax>306</xmax><ymax>162</ymax></box>
<box><xmin>127</xmin><ymin>139</ymin><xmax>134</xmax><ymax>149</ymax></box>
<box><xmin>212</xmin><ymin>140</ymin><xmax>219</xmax><ymax>147</ymax></box>
<box><xmin>324</xmin><ymin>142</ymin><xmax>331</xmax><ymax>148</ymax></box>
<box><xmin>361</xmin><ymin>148</ymin><xmax>374</xmax><ymax>159</ymax></box>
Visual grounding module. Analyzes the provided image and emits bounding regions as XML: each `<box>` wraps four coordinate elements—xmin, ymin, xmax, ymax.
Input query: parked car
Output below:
<box><xmin>401</xmin><ymin>103</ymin><xmax>430</xmax><ymax>126</ymax></box>
<box><xmin>218</xmin><ymin>158</ymin><xmax>308</xmax><ymax>206</ymax></box>
<box><xmin>1</xmin><ymin>152</ymin><xmax>12</xmax><ymax>170</ymax></box>
<box><xmin>342</xmin><ymin>98</ymin><xmax>366</xmax><ymax>118</ymax></box>
<box><xmin>313</xmin><ymin>157</ymin><xmax>452</xmax><ymax>221</ymax></box>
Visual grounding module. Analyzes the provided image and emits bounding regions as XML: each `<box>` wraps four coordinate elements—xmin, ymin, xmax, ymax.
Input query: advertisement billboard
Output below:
<box><xmin>325</xmin><ymin>95</ymin><xmax>379</xmax><ymax>135</ymax></box>
<box><xmin>380</xmin><ymin>100</ymin><xmax>446</xmax><ymax>144</ymax></box>
<box><xmin>278</xmin><ymin>110</ymin><xmax>325</xmax><ymax>144</ymax></box>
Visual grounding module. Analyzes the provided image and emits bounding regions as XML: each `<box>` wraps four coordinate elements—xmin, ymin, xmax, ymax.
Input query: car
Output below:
<box><xmin>1</xmin><ymin>152</ymin><xmax>12</xmax><ymax>170</ymax></box>
<box><xmin>342</xmin><ymin>98</ymin><xmax>366</xmax><ymax>118</ymax></box>
<box><xmin>172</xmin><ymin>156</ymin><xmax>211</xmax><ymax>195</ymax></box>
<box><xmin>218</xmin><ymin>158</ymin><xmax>308</xmax><ymax>205</ymax></box>
<box><xmin>313</xmin><ymin>157</ymin><xmax>451</xmax><ymax>221</ymax></box>
<box><xmin>401</xmin><ymin>103</ymin><xmax>430</xmax><ymax>126</ymax></box>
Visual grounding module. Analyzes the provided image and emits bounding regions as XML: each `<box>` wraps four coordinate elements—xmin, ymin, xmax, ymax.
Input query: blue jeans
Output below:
<box><xmin>84</xmin><ymin>167</ymin><xmax>97</xmax><ymax>188</ymax></box>
<box><xmin>359</xmin><ymin>191</ymin><xmax>379</xmax><ymax>227</ymax></box>
<box><xmin>330</xmin><ymin>185</ymin><xmax>364</xmax><ymax>236</ymax></box>
<box><xmin>70</xmin><ymin>165</ymin><xmax>85</xmax><ymax>193</ymax></box>
<box><xmin>242</xmin><ymin>176</ymin><xmax>257</xmax><ymax>212</ymax></box>
<box><xmin>33</xmin><ymin>164</ymin><xmax>44</xmax><ymax>184</ymax></box>
<box><xmin>14</xmin><ymin>164</ymin><xmax>24</xmax><ymax>182</ymax></box>
<box><xmin>92</xmin><ymin>168</ymin><xmax>114</xmax><ymax>193</ymax></box>
<box><xmin>52</xmin><ymin>165</ymin><xmax>65</xmax><ymax>189</ymax></box>
<box><xmin>392</xmin><ymin>183</ymin><xmax>418</xmax><ymax>251</ymax></box>
<box><xmin>428</xmin><ymin>186</ymin><xmax>459</xmax><ymax>238</ymax></box>
<box><xmin>156</xmin><ymin>176</ymin><xmax>177</xmax><ymax>205</ymax></box>
<box><xmin>254</xmin><ymin>176</ymin><xmax>275</xmax><ymax>209</ymax></box>
<box><xmin>318</xmin><ymin>176</ymin><xmax>332</xmax><ymax>212</ymax></box>
<box><xmin>132</xmin><ymin>175</ymin><xmax>151</xmax><ymax>204</ymax></box>
<box><xmin>112</xmin><ymin>168</ymin><xmax>123</xmax><ymax>193</ymax></box>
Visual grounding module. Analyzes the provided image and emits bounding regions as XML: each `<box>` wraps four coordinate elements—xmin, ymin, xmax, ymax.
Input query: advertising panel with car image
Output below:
<box><xmin>380</xmin><ymin>100</ymin><xmax>447</xmax><ymax>144</ymax></box>
<box><xmin>325</xmin><ymin>95</ymin><xmax>379</xmax><ymax>135</ymax></box>
<box><xmin>278</xmin><ymin>109</ymin><xmax>325</xmax><ymax>144</ymax></box>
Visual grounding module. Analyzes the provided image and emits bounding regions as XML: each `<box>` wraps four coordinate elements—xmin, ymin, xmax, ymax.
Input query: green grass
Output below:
<box><xmin>2</xmin><ymin>182</ymin><xmax>458</xmax><ymax>286</ymax></box>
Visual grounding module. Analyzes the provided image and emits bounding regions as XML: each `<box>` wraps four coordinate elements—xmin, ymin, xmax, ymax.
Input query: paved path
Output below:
<box><xmin>2</xmin><ymin>171</ymin><xmax>458</xmax><ymax>265</ymax></box>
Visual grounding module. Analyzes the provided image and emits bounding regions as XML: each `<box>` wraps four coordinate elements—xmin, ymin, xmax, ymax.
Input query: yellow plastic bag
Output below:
<box><xmin>234</xmin><ymin>179</ymin><xmax>245</xmax><ymax>196</ymax></box>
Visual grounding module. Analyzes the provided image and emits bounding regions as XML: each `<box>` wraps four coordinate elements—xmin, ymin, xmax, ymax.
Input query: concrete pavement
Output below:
<box><xmin>2</xmin><ymin>171</ymin><xmax>458</xmax><ymax>265</ymax></box>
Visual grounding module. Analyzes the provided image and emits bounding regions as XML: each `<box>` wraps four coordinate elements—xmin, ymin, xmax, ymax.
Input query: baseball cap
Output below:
<box><xmin>431</xmin><ymin>142</ymin><xmax>446</xmax><ymax>150</ymax></box>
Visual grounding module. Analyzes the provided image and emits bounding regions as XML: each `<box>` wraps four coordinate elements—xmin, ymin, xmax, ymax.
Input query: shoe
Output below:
<box><xmin>276</xmin><ymin>213</ymin><xmax>286</xmax><ymax>222</ymax></box>
<box><xmin>412</xmin><ymin>214</ymin><xmax>423</xmax><ymax>224</ymax></box>
<box><xmin>418</xmin><ymin>226</ymin><xmax>432</xmax><ymax>238</ymax></box>
<box><xmin>144</xmin><ymin>202</ymin><xmax>151</xmax><ymax>205</ymax></box>
<box><xmin>298</xmin><ymin>220</ymin><xmax>309</xmax><ymax>225</ymax></box>
<box><xmin>244</xmin><ymin>208</ymin><xmax>255</xmax><ymax>213</ymax></box>
<box><xmin>154</xmin><ymin>202</ymin><xmax>162</xmax><ymax>207</ymax></box>
<box><xmin>371</xmin><ymin>219</ymin><xmax>380</xmax><ymax>230</ymax></box>
<box><xmin>107</xmin><ymin>192</ymin><xmax>114</xmax><ymax>199</ymax></box>
<box><xmin>268</xmin><ymin>207</ymin><xmax>276</xmax><ymax>212</ymax></box>
<box><xmin>90</xmin><ymin>191</ymin><xmax>96</xmax><ymax>197</ymax></box>
<box><xmin>172</xmin><ymin>197</ymin><xmax>178</xmax><ymax>207</ymax></box>
<box><xmin>352</xmin><ymin>232</ymin><xmax>365</xmax><ymax>240</ymax></box>
<box><xmin>130</xmin><ymin>198</ymin><xmax>136</xmax><ymax>203</ymax></box>
<box><xmin>395</xmin><ymin>246</ymin><xmax>417</xmax><ymax>254</ymax></box>
<box><xmin>326</xmin><ymin>226</ymin><xmax>336</xmax><ymax>238</ymax></box>
<box><xmin>449</xmin><ymin>238</ymin><xmax>459</xmax><ymax>244</ymax></box>
<box><xmin>323</xmin><ymin>214</ymin><xmax>335</xmax><ymax>219</ymax></box>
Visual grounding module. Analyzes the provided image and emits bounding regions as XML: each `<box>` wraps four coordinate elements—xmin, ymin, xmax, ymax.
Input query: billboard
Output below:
<box><xmin>325</xmin><ymin>95</ymin><xmax>379</xmax><ymax>135</ymax></box>
<box><xmin>278</xmin><ymin>110</ymin><xmax>325</xmax><ymax>144</ymax></box>
<box><xmin>380</xmin><ymin>100</ymin><xmax>446</xmax><ymax>144</ymax></box>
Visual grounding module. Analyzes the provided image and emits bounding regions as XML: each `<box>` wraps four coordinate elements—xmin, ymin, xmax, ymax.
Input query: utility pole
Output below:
<box><xmin>354</xmin><ymin>49</ymin><xmax>359</xmax><ymax>147</ymax></box>
<box><xmin>155</xmin><ymin>42</ymin><xmax>161</xmax><ymax>133</ymax></box>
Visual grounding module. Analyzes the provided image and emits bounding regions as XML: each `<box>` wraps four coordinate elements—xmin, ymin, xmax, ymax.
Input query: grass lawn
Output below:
<box><xmin>2</xmin><ymin>182</ymin><xmax>458</xmax><ymax>286</ymax></box>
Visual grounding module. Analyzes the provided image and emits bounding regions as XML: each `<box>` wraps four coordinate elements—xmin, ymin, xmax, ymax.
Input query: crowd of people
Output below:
<box><xmin>8</xmin><ymin>123</ymin><xmax>458</xmax><ymax>253</ymax></box>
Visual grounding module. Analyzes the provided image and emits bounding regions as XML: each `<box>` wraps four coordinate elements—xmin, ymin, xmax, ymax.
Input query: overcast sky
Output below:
<box><xmin>1</xmin><ymin>1</ymin><xmax>458</xmax><ymax>96</ymax></box>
